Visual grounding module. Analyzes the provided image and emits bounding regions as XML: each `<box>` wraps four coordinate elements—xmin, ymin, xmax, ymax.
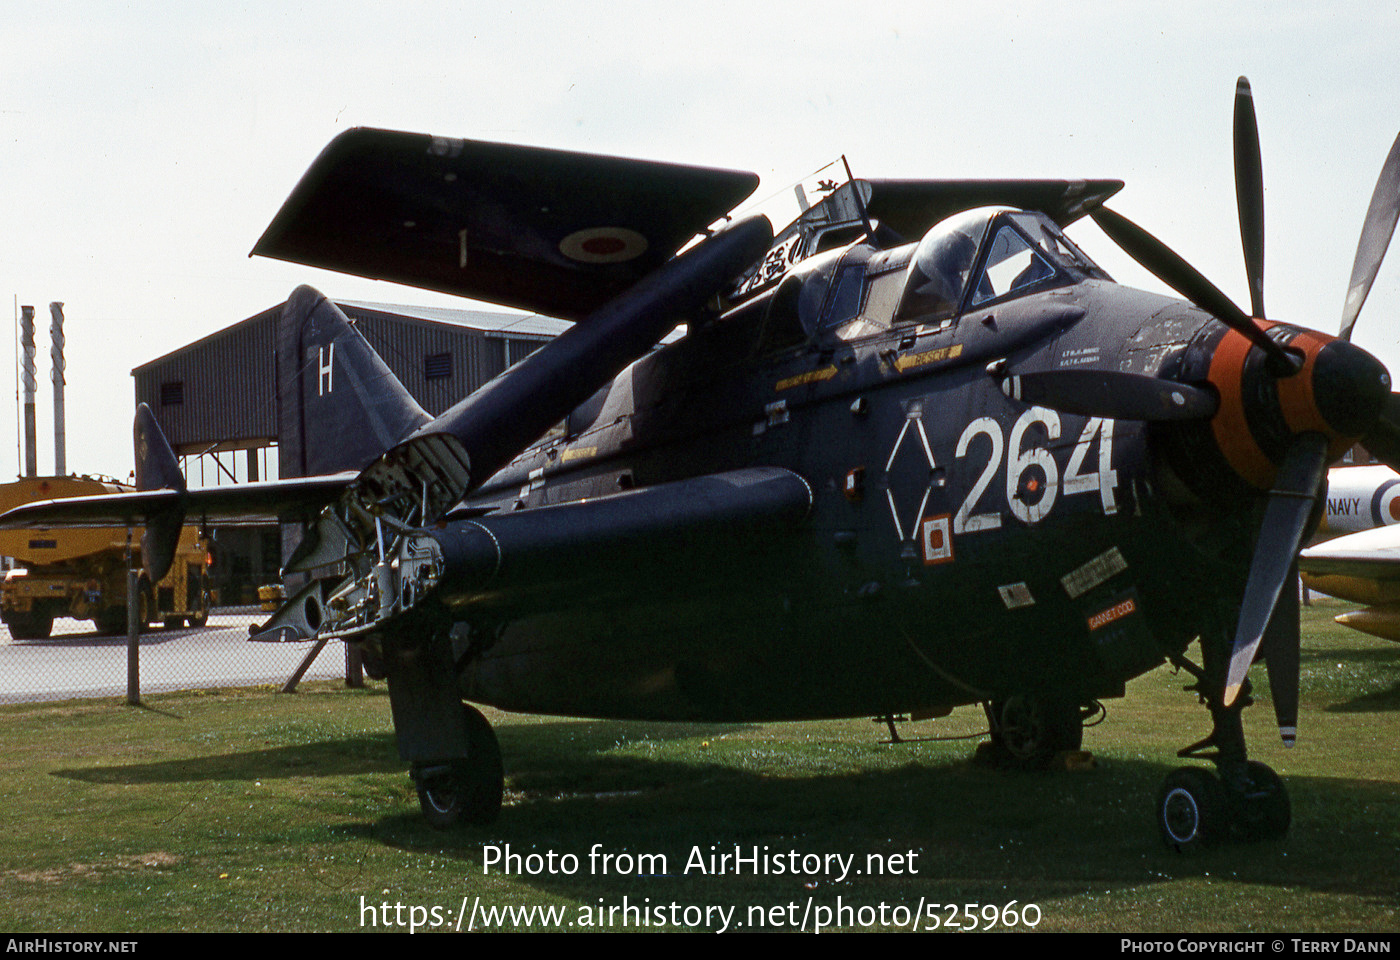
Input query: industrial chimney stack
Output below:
<box><xmin>20</xmin><ymin>305</ymin><xmax>36</xmax><ymax>478</ymax></box>
<box><xmin>50</xmin><ymin>303</ymin><xmax>65</xmax><ymax>477</ymax></box>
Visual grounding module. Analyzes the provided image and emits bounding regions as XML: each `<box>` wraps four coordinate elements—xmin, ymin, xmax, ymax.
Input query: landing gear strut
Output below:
<box><xmin>384</xmin><ymin>619</ymin><xmax>505</xmax><ymax>829</ymax></box>
<box><xmin>1158</xmin><ymin>654</ymin><xmax>1290</xmax><ymax>850</ymax></box>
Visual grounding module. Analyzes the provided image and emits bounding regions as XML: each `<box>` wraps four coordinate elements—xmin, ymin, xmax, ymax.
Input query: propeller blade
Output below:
<box><xmin>1340</xmin><ymin>130</ymin><xmax>1400</xmax><ymax>341</ymax></box>
<box><xmin>1234</xmin><ymin>76</ymin><xmax>1266</xmax><ymax>320</ymax></box>
<box><xmin>1089</xmin><ymin>206</ymin><xmax>1296</xmax><ymax>372</ymax></box>
<box><xmin>1260</xmin><ymin>563</ymin><xmax>1301</xmax><ymax>747</ymax></box>
<box><xmin>1000</xmin><ymin>368</ymin><xmax>1218</xmax><ymax>421</ymax></box>
<box><xmin>1225</xmin><ymin>432</ymin><xmax>1329</xmax><ymax>707</ymax></box>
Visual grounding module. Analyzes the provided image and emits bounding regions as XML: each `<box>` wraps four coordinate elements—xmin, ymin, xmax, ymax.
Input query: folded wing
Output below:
<box><xmin>252</xmin><ymin>128</ymin><xmax>760</xmax><ymax>320</ymax></box>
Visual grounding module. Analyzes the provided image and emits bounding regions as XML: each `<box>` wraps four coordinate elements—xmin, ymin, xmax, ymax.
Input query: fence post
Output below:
<box><xmin>346</xmin><ymin>643</ymin><xmax>364</xmax><ymax>688</ymax></box>
<box><xmin>126</xmin><ymin>567</ymin><xmax>140</xmax><ymax>706</ymax></box>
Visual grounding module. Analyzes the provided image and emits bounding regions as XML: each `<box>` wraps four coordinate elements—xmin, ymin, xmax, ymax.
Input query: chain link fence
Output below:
<box><xmin>0</xmin><ymin>602</ymin><xmax>352</xmax><ymax>704</ymax></box>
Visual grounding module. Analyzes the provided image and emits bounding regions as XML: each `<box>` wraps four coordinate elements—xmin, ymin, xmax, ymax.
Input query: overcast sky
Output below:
<box><xmin>4</xmin><ymin>0</ymin><xmax>1400</xmax><ymax>479</ymax></box>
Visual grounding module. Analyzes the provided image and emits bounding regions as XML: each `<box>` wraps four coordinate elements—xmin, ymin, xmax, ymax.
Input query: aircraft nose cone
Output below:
<box><xmin>1311</xmin><ymin>338</ymin><xmax>1391</xmax><ymax>438</ymax></box>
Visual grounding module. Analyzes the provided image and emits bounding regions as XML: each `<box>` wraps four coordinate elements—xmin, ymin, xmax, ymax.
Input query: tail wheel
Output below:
<box><xmin>414</xmin><ymin>703</ymin><xmax>504</xmax><ymax>829</ymax></box>
<box><xmin>1158</xmin><ymin>766</ymin><xmax>1227</xmax><ymax>852</ymax></box>
<box><xmin>988</xmin><ymin>695</ymin><xmax>1083</xmax><ymax>770</ymax></box>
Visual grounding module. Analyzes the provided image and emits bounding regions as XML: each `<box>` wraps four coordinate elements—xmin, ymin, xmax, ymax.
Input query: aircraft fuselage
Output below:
<box><xmin>449</xmin><ymin>268</ymin><xmax>1251</xmax><ymax>723</ymax></box>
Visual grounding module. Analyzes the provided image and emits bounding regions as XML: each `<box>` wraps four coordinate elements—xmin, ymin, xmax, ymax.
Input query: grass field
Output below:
<box><xmin>0</xmin><ymin>596</ymin><xmax>1396</xmax><ymax>933</ymax></box>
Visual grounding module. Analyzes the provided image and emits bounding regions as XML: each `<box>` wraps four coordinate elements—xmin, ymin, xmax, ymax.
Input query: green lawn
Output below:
<box><xmin>0</xmin><ymin>597</ymin><xmax>1395</xmax><ymax>932</ymax></box>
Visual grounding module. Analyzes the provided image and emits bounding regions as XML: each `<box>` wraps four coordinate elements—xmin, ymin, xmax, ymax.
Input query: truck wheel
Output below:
<box><xmin>5</xmin><ymin>610</ymin><xmax>53</xmax><ymax>640</ymax></box>
<box><xmin>186</xmin><ymin>575</ymin><xmax>210</xmax><ymax>628</ymax></box>
<box><xmin>138</xmin><ymin>575</ymin><xmax>155</xmax><ymax>626</ymax></box>
<box><xmin>96</xmin><ymin>608</ymin><xmax>129</xmax><ymax>635</ymax></box>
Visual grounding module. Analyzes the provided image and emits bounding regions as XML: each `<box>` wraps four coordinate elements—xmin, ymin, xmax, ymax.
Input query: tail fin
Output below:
<box><xmin>133</xmin><ymin>403</ymin><xmax>186</xmax><ymax>582</ymax></box>
<box><xmin>276</xmin><ymin>285</ymin><xmax>431</xmax><ymax>477</ymax></box>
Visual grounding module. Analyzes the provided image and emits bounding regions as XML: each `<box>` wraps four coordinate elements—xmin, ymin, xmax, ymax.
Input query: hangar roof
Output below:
<box><xmin>132</xmin><ymin>300</ymin><xmax>569</xmax><ymax>374</ymax></box>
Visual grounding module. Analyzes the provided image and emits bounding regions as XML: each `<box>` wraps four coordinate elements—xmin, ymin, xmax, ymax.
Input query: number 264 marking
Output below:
<box><xmin>953</xmin><ymin>409</ymin><xmax>1117</xmax><ymax>535</ymax></box>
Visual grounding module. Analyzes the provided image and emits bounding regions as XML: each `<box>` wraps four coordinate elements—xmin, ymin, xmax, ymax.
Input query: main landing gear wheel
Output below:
<box><xmin>414</xmin><ymin>703</ymin><xmax>504</xmax><ymax>829</ymax></box>
<box><xmin>984</xmin><ymin>696</ymin><xmax>1083</xmax><ymax>770</ymax></box>
<box><xmin>1157</xmin><ymin>766</ymin><xmax>1227</xmax><ymax>852</ymax></box>
<box><xmin>1156</xmin><ymin>761</ymin><xmax>1289</xmax><ymax>850</ymax></box>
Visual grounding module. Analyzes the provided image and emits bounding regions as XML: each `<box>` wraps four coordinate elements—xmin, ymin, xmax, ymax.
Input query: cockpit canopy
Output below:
<box><xmin>764</xmin><ymin>204</ymin><xmax>1109</xmax><ymax>347</ymax></box>
<box><xmin>896</xmin><ymin>206</ymin><xmax>1107</xmax><ymax>324</ymax></box>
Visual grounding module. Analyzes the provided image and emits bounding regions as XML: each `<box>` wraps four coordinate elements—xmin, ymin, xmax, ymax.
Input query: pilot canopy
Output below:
<box><xmin>895</xmin><ymin>206</ymin><xmax>1106</xmax><ymax>324</ymax></box>
<box><xmin>775</xmin><ymin>205</ymin><xmax>1108</xmax><ymax>342</ymax></box>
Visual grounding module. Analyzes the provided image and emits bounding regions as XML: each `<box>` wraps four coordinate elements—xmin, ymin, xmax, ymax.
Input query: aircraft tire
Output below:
<box><xmin>1157</xmin><ymin>766</ymin><xmax>1227</xmax><ymax>852</ymax></box>
<box><xmin>989</xmin><ymin>695</ymin><xmax>1083</xmax><ymax>770</ymax></box>
<box><xmin>1233</xmin><ymin>761</ymin><xmax>1290</xmax><ymax>841</ymax></box>
<box><xmin>415</xmin><ymin>703</ymin><xmax>504</xmax><ymax>829</ymax></box>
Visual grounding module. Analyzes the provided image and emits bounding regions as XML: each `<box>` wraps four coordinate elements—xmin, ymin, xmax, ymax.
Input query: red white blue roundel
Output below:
<box><xmin>1373</xmin><ymin>478</ymin><xmax>1400</xmax><ymax>526</ymax></box>
<box><xmin>559</xmin><ymin>227</ymin><xmax>649</xmax><ymax>264</ymax></box>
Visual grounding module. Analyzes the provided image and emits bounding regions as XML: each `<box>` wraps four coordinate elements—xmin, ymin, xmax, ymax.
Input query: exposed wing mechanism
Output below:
<box><xmin>254</xmin><ymin>467</ymin><xmax>813</xmax><ymax>642</ymax></box>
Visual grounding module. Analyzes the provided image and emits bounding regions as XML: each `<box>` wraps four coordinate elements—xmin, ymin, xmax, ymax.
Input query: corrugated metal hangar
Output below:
<box><xmin>132</xmin><ymin>296</ymin><xmax>567</xmax><ymax>602</ymax></box>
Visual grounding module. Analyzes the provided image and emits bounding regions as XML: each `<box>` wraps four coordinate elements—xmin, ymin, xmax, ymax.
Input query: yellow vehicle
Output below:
<box><xmin>0</xmin><ymin>476</ymin><xmax>210</xmax><ymax>639</ymax></box>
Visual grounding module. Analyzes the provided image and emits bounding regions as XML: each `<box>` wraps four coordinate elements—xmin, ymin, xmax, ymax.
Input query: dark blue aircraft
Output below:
<box><xmin>9</xmin><ymin>79</ymin><xmax>1400</xmax><ymax>850</ymax></box>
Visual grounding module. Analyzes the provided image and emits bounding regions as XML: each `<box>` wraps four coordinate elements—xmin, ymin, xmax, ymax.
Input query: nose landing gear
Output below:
<box><xmin>1157</xmin><ymin>654</ymin><xmax>1291</xmax><ymax>851</ymax></box>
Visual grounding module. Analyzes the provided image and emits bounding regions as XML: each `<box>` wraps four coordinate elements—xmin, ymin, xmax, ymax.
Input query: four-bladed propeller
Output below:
<box><xmin>1077</xmin><ymin>79</ymin><xmax>1400</xmax><ymax>744</ymax></box>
